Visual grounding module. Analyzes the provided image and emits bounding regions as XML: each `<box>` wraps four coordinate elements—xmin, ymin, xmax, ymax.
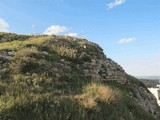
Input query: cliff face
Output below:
<box><xmin>79</xmin><ymin>47</ymin><xmax>126</xmax><ymax>83</ymax></box>
<box><xmin>0</xmin><ymin>32</ymin><xmax>160</xmax><ymax>120</ymax></box>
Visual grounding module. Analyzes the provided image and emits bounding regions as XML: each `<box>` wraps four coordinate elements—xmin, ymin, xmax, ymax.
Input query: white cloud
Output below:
<box><xmin>0</xmin><ymin>18</ymin><xmax>9</xmax><ymax>32</ymax></box>
<box><xmin>43</xmin><ymin>25</ymin><xmax>68</xmax><ymax>35</ymax></box>
<box><xmin>119</xmin><ymin>37</ymin><xmax>136</xmax><ymax>43</ymax></box>
<box><xmin>43</xmin><ymin>25</ymin><xmax>79</xmax><ymax>37</ymax></box>
<box><xmin>107</xmin><ymin>0</ymin><xmax>126</xmax><ymax>9</ymax></box>
<box><xmin>66</xmin><ymin>32</ymin><xmax>78</xmax><ymax>37</ymax></box>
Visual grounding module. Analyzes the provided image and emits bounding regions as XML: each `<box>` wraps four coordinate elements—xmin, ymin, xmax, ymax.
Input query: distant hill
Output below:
<box><xmin>136</xmin><ymin>76</ymin><xmax>160</xmax><ymax>80</ymax></box>
<box><xmin>0</xmin><ymin>32</ymin><xmax>160</xmax><ymax>120</ymax></box>
<box><xmin>139</xmin><ymin>79</ymin><xmax>159</xmax><ymax>88</ymax></box>
<box><xmin>137</xmin><ymin>76</ymin><xmax>160</xmax><ymax>88</ymax></box>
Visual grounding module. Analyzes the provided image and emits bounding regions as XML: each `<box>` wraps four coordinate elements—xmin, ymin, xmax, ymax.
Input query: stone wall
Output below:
<box><xmin>78</xmin><ymin>44</ymin><xmax>126</xmax><ymax>83</ymax></box>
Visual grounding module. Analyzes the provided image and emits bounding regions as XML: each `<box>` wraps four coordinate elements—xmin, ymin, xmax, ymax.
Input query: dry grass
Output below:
<box><xmin>75</xmin><ymin>83</ymin><xmax>120</xmax><ymax>109</ymax></box>
<box><xmin>49</xmin><ymin>45</ymin><xmax>77</xmax><ymax>59</ymax></box>
<box><xmin>97</xmin><ymin>84</ymin><xmax>120</xmax><ymax>102</ymax></box>
<box><xmin>15</xmin><ymin>47</ymin><xmax>39</xmax><ymax>57</ymax></box>
<box><xmin>75</xmin><ymin>94</ymin><xmax>97</xmax><ymax>109</ymax></box>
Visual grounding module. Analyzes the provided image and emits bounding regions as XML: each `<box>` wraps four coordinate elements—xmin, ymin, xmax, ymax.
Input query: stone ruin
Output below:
<box><xmin>78</xmin><ymin>43</ymin><xmax>126</xmax><ymax>83</ymax></box>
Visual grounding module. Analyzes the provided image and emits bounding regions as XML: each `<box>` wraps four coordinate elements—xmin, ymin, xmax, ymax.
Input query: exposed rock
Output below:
<box><xmin>42</xmin><ymin>51</ymin><xmax>49</xmax><ymax>55</ymax></box>
<box><xmin>8</xmin><ymin>51</ymin><xmax>15</xmax><ymax>56</ymax></box>
<box><xmin>126</xmin><ymin>75</ymin><xmax>160</xmax><ymax>118</ymax></box>
<box><xmin>60</xmin><ymin>59</ymin><xmax>65</xmax><ymax>62</ymax></box>
<box><xmin>80</xmin><ymin>51</ymin><xmax>126</xmax><ymax>83</ymax></box>
<box><xmin>32</xmin><ymin>73</ymin><xmax>38</xmax><ymax>77</ymax></box>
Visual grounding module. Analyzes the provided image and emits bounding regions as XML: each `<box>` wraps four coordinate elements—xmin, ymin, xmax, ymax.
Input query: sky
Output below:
<box><xmin>0</xmin><ymin>0</ymin><xmax>160</xmax><ymax>76</ymax></box>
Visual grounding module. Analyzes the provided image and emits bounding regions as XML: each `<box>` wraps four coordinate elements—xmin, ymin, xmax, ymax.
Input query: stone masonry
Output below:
<box><xmin>79</xmin><ymin>43</ymin><xmax>126</xmax><ymax>83</ymax></box>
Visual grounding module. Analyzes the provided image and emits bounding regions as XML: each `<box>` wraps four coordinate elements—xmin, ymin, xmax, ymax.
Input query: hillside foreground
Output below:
<box><xmin>0</xmin><ymin>33</ymin><xmax>160</xmax><ymax>120</ymax></box>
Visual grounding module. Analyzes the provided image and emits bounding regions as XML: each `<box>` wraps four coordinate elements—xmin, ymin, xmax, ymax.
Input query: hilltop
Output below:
<box><xmin>0</xmin><ymin>32</ymin><xmax>160</xmax><ymax>120</ymax></box>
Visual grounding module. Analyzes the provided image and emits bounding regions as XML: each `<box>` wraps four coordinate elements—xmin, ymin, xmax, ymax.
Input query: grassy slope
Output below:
<box><xmin>0</xmin><ymin>33</ymin><xmax>157</xmax><ymax>120</ymax></box>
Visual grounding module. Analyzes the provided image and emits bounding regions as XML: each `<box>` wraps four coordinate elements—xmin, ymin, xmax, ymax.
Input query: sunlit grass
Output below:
<box><xmin>0</xmin><ymin>36</ymin><xmax>52</xmax><ymax>51</ymax></box>
<box><xmin>75</xmin><ymin>83</ymin><xmax>120</xmax><ymax>109</ymax></box>
<box><xmin>15</xmin><ymin>47</ymin><xmax>39</xmax><ymax>57</ymax></box>
<box><xmin>49</xmin><ymin>45</ymin><xmax>77</xmax><ymax>59</ymax></box>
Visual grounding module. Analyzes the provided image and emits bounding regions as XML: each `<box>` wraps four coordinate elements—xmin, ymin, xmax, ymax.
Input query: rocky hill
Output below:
<box><xmin>0</xmin><ymin>32</ymin><xmax>160</xmax><ymax>120</ymax></box>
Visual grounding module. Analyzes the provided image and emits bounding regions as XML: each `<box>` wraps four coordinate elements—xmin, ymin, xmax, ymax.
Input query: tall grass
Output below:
<box><xmin>49</xmin><ymin>45</ymin><xmax>77</xmax><ymax>60</ymax></box>
<box><xmin>75</xmin><ymin>83</ymin><xmax>120</xmax><ymax>109</ymax></box>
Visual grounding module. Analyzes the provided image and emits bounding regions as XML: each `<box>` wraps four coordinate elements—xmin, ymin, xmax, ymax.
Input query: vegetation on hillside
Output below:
<box><xmin>0</xmin><ymin>33</ymin><xmax>158</xmax><ymax>120</ymax></box>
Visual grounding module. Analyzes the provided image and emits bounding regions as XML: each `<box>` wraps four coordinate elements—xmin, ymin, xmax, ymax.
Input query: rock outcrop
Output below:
<box><xmin>126</xmin><ymin>75</ymin><xmax>160</xmax><ymax>118</ymax></box>
<box><xmin>79</xmin><ymin>50</ymin><xmax>126</xmax><ymax>83</ymax></box>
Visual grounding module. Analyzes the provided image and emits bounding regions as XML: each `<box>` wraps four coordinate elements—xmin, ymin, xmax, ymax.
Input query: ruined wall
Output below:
<box><xmin>77</xmin><ymin>43</ymin><xmax>126</xmax><ymax>83</ymax></box>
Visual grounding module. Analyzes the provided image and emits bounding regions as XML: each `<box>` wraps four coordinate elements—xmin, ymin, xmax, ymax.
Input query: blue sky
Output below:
<box><xmin>0</xmin><ymin>0</ymin><xmax>160</xmax><ymax>76</ymax></box>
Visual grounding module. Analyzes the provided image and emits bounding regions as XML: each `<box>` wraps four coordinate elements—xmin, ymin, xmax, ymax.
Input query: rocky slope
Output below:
<box><xmin>0</xmin><ymin>32</ymin><xmax>160</xmax><ymax>120</ymax></box>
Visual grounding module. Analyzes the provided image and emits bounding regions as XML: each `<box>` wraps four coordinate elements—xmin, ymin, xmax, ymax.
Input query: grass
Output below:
<box><xmin>75</xmin><ymin>83</ymin><xmax>120</xmax><ymax>109</ymax></box>
<box><xmin>0</xmin><ymin>33</ymin><xmax>158</xmax><ymax>120</ymax></box>
<box><xmin>0</xmin><ymin>36</ymin><xmax>52</xmax><ymax>51</ymax></box>
<box><xmin>49</xmin><ymin>45</ymin><xmax>77</xmax><ymax>60</ymax></box>
<box><xmin>15</xmin><ymin>47</ymin><xmax>39</xmax><ymax>57</ymax></box>
<box><xmin>1</xmin><ymin>79</ymin><xmax>155</xmax><ymax>120</ymax></box>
